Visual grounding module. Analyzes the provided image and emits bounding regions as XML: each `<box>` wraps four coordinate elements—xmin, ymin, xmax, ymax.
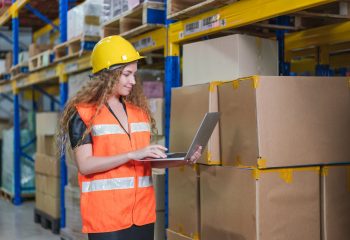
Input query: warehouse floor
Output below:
<box><xmin>0</xmin><ymin>199</ymin><xmax>59</xmax><ymax>240</ymax></box>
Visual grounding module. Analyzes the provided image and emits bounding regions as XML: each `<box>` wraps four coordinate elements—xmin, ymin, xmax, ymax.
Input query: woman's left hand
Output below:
<box><xmin>186</xmin><ymin>146</ymin><xmax>202</xmax><ymax>165</ymax></box>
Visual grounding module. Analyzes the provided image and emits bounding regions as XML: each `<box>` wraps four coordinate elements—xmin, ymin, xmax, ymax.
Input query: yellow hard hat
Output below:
<box><xmin>91</xmin><ymin>35</ymin><xmax>144</xmax><ymax>74</ymax></box>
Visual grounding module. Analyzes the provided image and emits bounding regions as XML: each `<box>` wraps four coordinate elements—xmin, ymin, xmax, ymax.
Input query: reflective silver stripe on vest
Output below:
<box><xmin>130</xmin><ymin>122</ymin><xmax>150</xmax><ymax>133</ymax></box>
<box><xmin>91</xmin><ymin>124</ymin><xmax>125</xmax><ymax>136</ymax></box>
<box><xmin>82</xmin><ymin>177</ymin><xmax>135</xmax><ymax>193</ymax></box>
<box><xmin>138</xmin><ymin>176</ymin><xmax>153</xmax><ymax>188</ymax></box>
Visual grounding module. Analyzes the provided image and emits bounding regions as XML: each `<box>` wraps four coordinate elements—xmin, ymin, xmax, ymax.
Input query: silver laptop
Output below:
<box><xmin>141</xmin><ymin>112</ymin><xmax>220</xmax><ymax>161</ymax></box>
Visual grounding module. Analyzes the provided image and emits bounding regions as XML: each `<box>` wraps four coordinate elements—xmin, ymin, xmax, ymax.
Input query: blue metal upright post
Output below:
<box><xmin>276</xmin><ymin>16</ymin><xmax>291</xmax><ymax>76</ymax></box>
<box><xmin>164</xmin><ymin>1</ymin><xmax>178</xmax><ymax>230</ymax></box>
<box><xmin>59</xmin><ymin>0</ymin><xmax>68</xmax><ymax>229</ymax></box>
<box><xmin>12</xmin><ymin>0</ymin><xmax>22</xmax><ymax>205</ymax></box>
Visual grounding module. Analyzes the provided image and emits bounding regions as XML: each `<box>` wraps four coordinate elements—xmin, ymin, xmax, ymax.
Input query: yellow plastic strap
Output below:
<box><xmin>232</xmin><ymin>80</ymin><xmax>239</xmax><ymax>89</ymax></box>
<box><xmin>193</xmin><ymin>232</ymin><xmax>200</xmax><ymax>240</ymax></box>
<box><xmin>278</xmin><ymin>169</ymin><xmax>293</xmax><ymax>184</ymax></box>
<box><xmin>252</xmin><ymin>75</ymin><xmax>260</xmax><ymax>89</ymax></box>
<box><xmin>257</xmin><ymin>158</ymin><xmax>267</xmax><ymax>169</ymax></box>
<box><xmin>209</xmin><ymin>81</ymin><xmax>223</xmax><ymax>92</ymax></box>
<box><xmin>321</xmin><ymin>166</ymin><xmax>329</xmax><ymax>177</ymax></box>
<box><xmin>252</xmin><ymin>169</ymin><xmax>260</xmax><ymax>180</ymax></box>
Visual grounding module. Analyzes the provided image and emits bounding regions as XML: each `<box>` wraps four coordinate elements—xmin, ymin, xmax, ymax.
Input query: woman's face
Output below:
<box><xmin>114</xmin><ymin>62</ymin><xmax>138</xmax><ymax>96</ymax></box>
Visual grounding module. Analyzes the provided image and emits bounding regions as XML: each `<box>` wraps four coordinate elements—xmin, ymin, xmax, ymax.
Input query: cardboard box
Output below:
<box><xmin>167</xmin><ymin>229</ymin><xmax>194</xmax><ymax>240</ymax></box>
<box><xmin>155</xmin><ymin>210</ymin><xmax>165</xmax><ymax>240</ymax></box>
<box><xmin>153</xmin><ymin>172</ymin><xmax>165</xmax><ymax>211</ymax></box>
<box><xmin>200</xmin><ymin>166</ymin><xmax>321</xmax><ymax>240</ymax></box>
<box><xmin>219</xmin><ymin>76</ymin><xmax>350</xmax><ymax>168</ymax></box>
<box><xmin>35</xmin><ymin>174</ymin><xmax>60</xmax><ymax>197</ymax></box>
<box><xmin>35</xmin><ymin>112</ymin><xmax>59</xmax><ymax>136</ymax></box>
<box><xmin>169</xmin><ymin>165</ymin><xmax>200</xmax><ymax>238</ymax></box>
<box><xmin>35</xmin><ymin>191</ymin><xmax>60</xmax><ymax>218</ymax></box>
<box><xmin>35</xmin><ymin>153</ymin><xmax>60</xmax><ymax>177</ymax></box>
<box><xmin>36</xmin><ymin>135</ymin><xmax>57</xmax><ymax>156</ymax></box>
<box><xmin>29</xmin><ymin>43</ymin><xmax>53</xmax><ymax>57</ymax></box>
<box><xmin>183</xmin><ymin>34</ymin><xmax>278</xmax><ymax>86</ymax></box>
<box><xmin>148</xmin><ymin>98</ymin><xmax>164</xmax><ymax>135</ymax></box>
<box><xmin>322</xmin><ymin>165</ymin><xmax>350</xmax><ymax>240</ymax></box>
<box><xmin>170</xmin><ymin>83</ymin><xmax>220</xmax><ymax>165</ymax></box>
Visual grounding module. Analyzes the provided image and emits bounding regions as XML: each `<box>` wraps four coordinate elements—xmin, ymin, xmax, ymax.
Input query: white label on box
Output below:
<box><xmin>65</xmin><ymin>63</ymin><xmax>79</xmax><ymax>73</ymax></box>
<box><xmin>133</xmin><ymin>37</ymin><xmax>155</xmax><ymax>51</ymax></box>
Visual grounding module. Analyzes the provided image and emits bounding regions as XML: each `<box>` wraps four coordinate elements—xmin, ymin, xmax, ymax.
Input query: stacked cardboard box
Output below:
<box><xmin>182</xmin><ymin>34</ymin><xmax>278</xmax><ymax>86</ymax></box>
<box><xmin>35</xmin><ymin>112</ymin><xmax>60</xmax><ymax>220</ymax></box>
<box><xmin>110</xmin><ymin>0</ymin><xmax>164</xmax><ymax>19</ymax></box>
<box><xmin>152</xmin><ymin>168</ymin><xmax>166</xmax><ymax>240</ymax></box>
<box><xmin>168</xmin><ymin>75</ymin><xmax>350</xmax><ymax>239</ymax></box>
<box><xmin>61</xmin><ymin>145</ymin><xmax>88</xmax><ymax>240</ymax></box>
<box><xmin>67</xmin><ymin>0</ymin><xmax>102</xmax><ymax>40</ymax></box>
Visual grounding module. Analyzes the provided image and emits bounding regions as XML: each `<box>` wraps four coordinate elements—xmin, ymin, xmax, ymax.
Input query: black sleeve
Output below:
<box><xmin>68</xmin><ymin>112</ymin><xmax>92</xmax><ymax>149</ymax></box>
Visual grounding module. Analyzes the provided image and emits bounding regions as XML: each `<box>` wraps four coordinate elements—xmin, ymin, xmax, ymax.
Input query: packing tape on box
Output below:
<box><xmin>206</xmin><ymin>151</ymin><xmax>220</xmax><ymax>165</ymax></box>
<box><xmin>232</xmin><ymin>80</ymin><xmax>240</xmax><ymax>89</ymax></box>
<box><xmin>252</xmin><ymin>167</ymin><xmax>321</xmax><ymax>183</ymax></box>
<box><xmin>321</xmin><ymin>166</ymin><xmax>329</xmax><ymax>176</ymax></box>
<box><xmin>209</xmin><ymin>81</ymin><xmax>223</xmax><ymax>92</ymax></box>
<box><xmin>257</xmin><ymin>158</ymin><xmax>267</xmax><ymax>168</ymax></box>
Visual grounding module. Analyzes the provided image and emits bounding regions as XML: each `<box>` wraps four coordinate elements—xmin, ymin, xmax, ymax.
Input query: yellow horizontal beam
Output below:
<box><xmin>33</xmin><ymin>18</ymin><xmax>59</xmax><ymax>42</ymax></box>
<box><xmin>0</xmin><ymin>0</ymin><xmax>30</xmax><ymax>25</ymax></box>
<box><xmin>285</xmin><ymin>21</ymin><xmax>350</xmax><ymax>51</ymax></box>
<box><xmin>63</xmin><ymin>53</ymin><xmax>91</xmax><ymax>75</ymax></box>
<box><xmin>128</xmin><ymin>27</ymin><xmax>166</xmax><ymax>55</ymax></box>
<box><xmin>168</xmin><ymin>0</ymin><xmax>334</xmax><ymax>48</ymax></box>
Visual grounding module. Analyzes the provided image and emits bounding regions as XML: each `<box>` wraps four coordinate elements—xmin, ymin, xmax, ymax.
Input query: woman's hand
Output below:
<box><xmin>128</xmin><ymin>145</ymin><xmax>167</xmax><ymax>160</ymax></box>
<box><xmin>186</xmin><ymin>146</ymin><xmax>202</xmax><ymax>165</ymax></box>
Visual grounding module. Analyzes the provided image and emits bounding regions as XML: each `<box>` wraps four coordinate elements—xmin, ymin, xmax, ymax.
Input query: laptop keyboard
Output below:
<box><xmin>166</xmin><ymin>153</ymin><xmax>187</xmax><ymax>158</ymax></box>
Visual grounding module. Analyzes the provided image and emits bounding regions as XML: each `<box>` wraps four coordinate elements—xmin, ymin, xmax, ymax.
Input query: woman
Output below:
<box><xmin>58</xmin><ymin>35</ymin><xmax>202</xmax><ymax>240</ymax></box>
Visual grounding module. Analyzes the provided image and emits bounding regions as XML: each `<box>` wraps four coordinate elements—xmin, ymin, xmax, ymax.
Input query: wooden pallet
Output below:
<box><xmin>0</xmin><ymin>187</ymin><xmax>35</xmax><ymax>203</ymax></box>
<box><xmin>103</xmin><ymin>1</ymin><xmax>165</xmax><ymax>39</ymax></box>
<box><xmin>167</xmin><ymin>0</ymin><xmax>236</xmax><ymax>20</ymax></box>
<box><xmin>34</xmin><ymin>208</ymin><xmax>60</xmax><ymax>234</ymax></box>
<box><xmin>10</xmin><ymin>64</ymin><xmax>29</xmax><ymax>80</ymax></box>
<box><xmin>53</xmin><ymin>35</ymin><xmax>100</xmax><ymax>63</ymax></box>
<box><xmin>29</xmin><ymin>50</ymin><xmax>53</xmax><ymax>72</ymax></box>
<box><xmin>60</xmin><ymin>228</ymin><xmax>88</xmax><ymax>240</ymax></box>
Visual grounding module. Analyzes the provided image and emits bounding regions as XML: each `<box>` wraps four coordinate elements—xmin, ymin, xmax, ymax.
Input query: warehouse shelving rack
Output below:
<box><xmin>1</xmin><ymin>0</ymin><xmax>350</xmax><ymax>234</ymax></box>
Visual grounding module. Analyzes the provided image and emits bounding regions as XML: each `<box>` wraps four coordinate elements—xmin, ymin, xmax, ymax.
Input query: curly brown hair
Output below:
<box><xmin>57</xmin><ymin>65</ymin><xmax>157</xmax><ymax>157</ymax></box>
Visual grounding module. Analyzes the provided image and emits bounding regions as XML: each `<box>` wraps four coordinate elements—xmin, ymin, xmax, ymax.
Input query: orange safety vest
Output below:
<box><xmin>76</xmin><ymin>102</ymin><xmax>156</xmax><ymax>233</ymax></box>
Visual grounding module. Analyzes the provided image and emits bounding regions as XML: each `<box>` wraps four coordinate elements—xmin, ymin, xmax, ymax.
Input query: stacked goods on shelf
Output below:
<box><xmin>34</xmin><ymin>112</ymin><xmax>60</xmax><ymax>232</ymax></box>
<box><xmin>0</xmin><ymin>60</ymin><xmax>5</xmax><ymax>73</ymax></box>
<box><xmin>67</xmin><ymin>0</ymin><xmax>103</xmax><ymax>40</ymax></box>
<box><xmin>321</xmin><ymin>165</ymin><xmax>350</xmax><ymax>240</ymax></box>
<box><xmin>152</xmin><ymin>168</ymin><xmax>166</xmax><ymax>240</ymax></box>
<box><xmin>1</xmin><ymin>128</ymin><xmax>35</xmax><ymax>197</ymax></box>
<box><xmin>182</xmin><ymin>34</ymin><xmax>278</xmax><ymax>86</ymax></box>
<box><xmin>61</xmin><ymin>146</ymin><xmax>88</xmax><ymax>240</ymax></box>
<box><xmin>68</xmin><ymin>71</ymin><xmax>90</xmax><ymax>98</ymax></box>
<box><xmin>140</xmin><ymin>69</ymin><xmax>165</xmax><ymax>144</ymax></box>
<box><xmin>110</xmin><ymin>0</ymin><xmax>164</xmax><ymax>19</ymax></box>
<box><xmin>102</xmin><ymin>0</ymin><xmax>165</xmax><ymax>38</ymax></box>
